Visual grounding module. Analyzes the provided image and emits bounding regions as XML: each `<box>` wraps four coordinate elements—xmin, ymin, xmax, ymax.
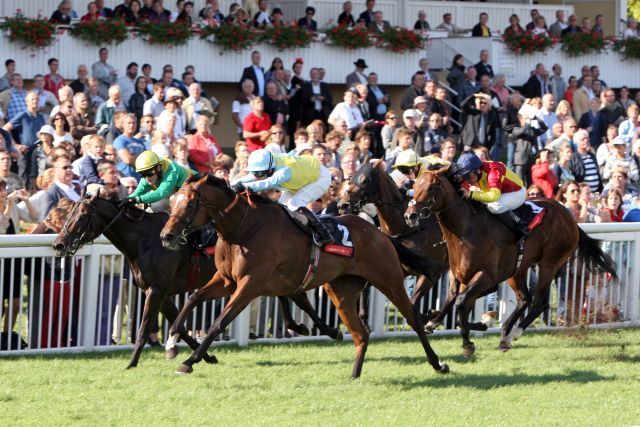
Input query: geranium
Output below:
<box><xmin>325</xmin><ymin>24</ymin><xmax>373</xmax><ymax>49</ymax></box>
<box><xmin>199</xmin><ymin>24</ymin><xmax>260</xmax><ymax>53</ymax></box>
<box><xmin>260</xmin><ymin>24</ymin><xmax>313</xmax><ymax>51</ymax></box>
<box><xmin>612</xmin><ymin>37</ymin><xmax>640</xmax><ymax>61</ymax></box>
<box><xmin>69</xmin><ymin>19</ymin><xmax>128</xmax><ymax>46</ymax></box>
<box><xmin>560</xmin><ymin>31</ymin><xmax>610</xmax><ymax>57</ymax></box>
<box><xmin>136</xmin><ymin>21</ymin><xmax>193</xmax><ymax>47</ymax></box>
<box><xmin>502</xmin><ymin>31</ymin><xmax>558</xmax><ymax>55</ymax></box>
<box><xmin>375</xmin><ymin>28</ymin><xmax>426</xmax><ymax>53</ymax></box>
<box><xmin>0</xmin><ymin>12</ymin><xmax>57</xmax><ymax>50</ymax></box>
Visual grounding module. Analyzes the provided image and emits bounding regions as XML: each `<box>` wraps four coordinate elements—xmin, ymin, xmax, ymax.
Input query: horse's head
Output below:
<box><xmin>53</xmin><ymin>188</ymin><xmax>111</xmax><ymax>256</ymax></box>
<box><xmin>404</xmin><ymin>165</ymin><xmax>452</xmax><ymax>227</ymax></box>
<box><xmin>339</xmin><ymin>160</ymin><xmax>383</xmax><ymax>214</ymax></box>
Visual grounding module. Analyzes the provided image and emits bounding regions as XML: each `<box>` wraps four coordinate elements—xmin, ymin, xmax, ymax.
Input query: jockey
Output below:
<box><xmin>391</xmin><ymin>150</ymin><xmax>449</xmax><ymax>194</ymax></box>
<box><xmin>455</xmin><ymin>152</ymin><xmax>529</xmax><ymax>236</ymax></box>
<box><xmin>123</xmin><ymin>150</ymin><xmax>195</xmax><ymax>212</ymax></box>
<box><xmin>231</xmin><ymin>149</ymin><xmax>333</xmax><ymax>245</ymax></box>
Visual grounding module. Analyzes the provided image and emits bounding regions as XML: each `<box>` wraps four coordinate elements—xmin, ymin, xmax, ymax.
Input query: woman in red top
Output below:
<box><xmin>186</xmin><ymin>115</ymin><xmax>221</xmax><ymax>175</ymax></box>
<box><xmin>81</xmin><ymin>2</ymin><xmax>100</xmax><ymax>23</ymax></box>
<box><xmin>564</xmin><ymin>76</ymin><xmax>578</xmax><ymax>110</ymax></box>
<box><xmin>530</xmin><ymin>150</ymin><xmax>557</xmax><ymax>197</ymax></box>
<box><xmin>598</xmin><ymin>188</ymin><xmax>624</xmax><ymax>222</ymax></box>
<box><xmin>242</xmin><ymin>97</ymin><xmax>272</xmax><ymax>152</ymax></box>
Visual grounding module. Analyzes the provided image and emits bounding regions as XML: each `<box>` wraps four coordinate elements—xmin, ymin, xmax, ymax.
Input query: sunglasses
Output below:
<box><xmin>569</xmin><ymin>189</ymin><xmax>580</xmax><ymax>194</ymax></box>
<box><xmin>397</xmin><ymin>166</ymin><xmax>416</xmax><ymax>175</ymax></box>
<box><xmin>253</xmin><ymin>170</ymin><xmax>269</xmax><ymax>179</ymax></box>
<box><xmin>140</xmin><ymin>169</ymin><xmax>156</xmax><ymax>178</ymax></box>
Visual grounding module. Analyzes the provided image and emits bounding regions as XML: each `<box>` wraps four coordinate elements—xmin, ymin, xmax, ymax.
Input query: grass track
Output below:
<box><xmin>2</xmin><ymin>328</ymin><xmax>640</xmax><ymax>426</ymax></box>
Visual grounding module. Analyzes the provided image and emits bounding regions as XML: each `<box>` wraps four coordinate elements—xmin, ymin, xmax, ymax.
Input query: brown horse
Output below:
<box><xmin>52</xmin><ymin>191</ymin><xmax>339</xmax><ymax>368</ymax></box>
<box><xmin>404</xmin><ymin>166</ymin><xmax>617</xmax><ymax>356</ymax></box>
<box><xmin>338</xmin><ymin>161</ymin><xmax>449</xmax><ymax>324</ymax></box>
<box><xmin>160</xmin><ymin>175</ymin><xmax>449</xmax><ymax>378</ymax></box>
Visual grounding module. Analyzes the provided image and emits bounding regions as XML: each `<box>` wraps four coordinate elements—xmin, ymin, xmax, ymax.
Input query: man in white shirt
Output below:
<box><xmin>117</xmin><ymin>62</ymin><xmax>138</xmax><ymax>108</ymax></box>
<box><xmin>328</xmin><ymin>89</ymin><xmax>364</xmax><ymax>136</ymax></box>
<box><xmin>537</xmin><ymin>94</ymin><xmax>558</xmax><ymax>149</ymax></box>
<box><xmin>436</xmin><ymin>12</ymin><xmax>465</xmax><ymax>36</ymax></box>
<box><xmin>143</xmin><ymin>82</ymin><xmax>165</xmax><ymax>118</ymax></box>
<box><xmin>253</xmin><ymin>0</ymin><xmax>271</xmax><ymax>28</ymax></box>
<box><xmin>239</xmin><ymin>51</ymin><xmax>265</xmax><ymax>97</ymax></box>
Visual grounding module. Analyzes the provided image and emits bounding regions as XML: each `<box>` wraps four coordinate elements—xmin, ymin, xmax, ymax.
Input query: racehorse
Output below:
<box><xmin>159</xmin><ymin>175</ymin><xmax>449</xmax><ymax>378</ymax></box>
<box><xmin>404</xmin><ymin>165</ymin><xmax>617</xmax><ymax>356</ymax></box>
<box><xmin>52</xmin><ymin>190</ymin><xmax>340</xmax><ymax>368</ymax></box>
<box><xmin>338</xmin><ymin>160</ymin><xmax>449</xmax><ymax>324</ymax></box>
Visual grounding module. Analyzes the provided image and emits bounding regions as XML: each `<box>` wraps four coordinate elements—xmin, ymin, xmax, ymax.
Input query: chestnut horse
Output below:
<box><xmin>404</xmin><ymin>166</ymin><xmax>617</xmax><ymax>356</ymax></box>
<box><xmin>160</xmin><ymin>175</ymin><xmax>449</xmax><ymax>378</ymax></box>
<box><xmin>53</xmin><ymin>191</ymin><xmax>339</xmax><ymax>368</ymax></box>
<box><xmin>338</xmin><ymin>161</ymin><xmax>449</xmax><ymax>324</ymax></box>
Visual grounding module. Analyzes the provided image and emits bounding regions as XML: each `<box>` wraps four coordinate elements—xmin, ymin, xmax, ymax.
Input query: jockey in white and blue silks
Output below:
<box><xmin>231</xmin><ymin>149</ymin><xmax>333</xmax><ymax>244</ymax></box>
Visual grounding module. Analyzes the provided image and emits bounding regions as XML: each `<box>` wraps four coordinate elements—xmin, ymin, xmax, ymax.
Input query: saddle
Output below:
<box><xmin>281</xmin><ymin>206</ymin><xmax>354</xmax><ymax>257</ymax></box>
<box><xmin>513</xmin><ymin>201</ymin><xmax>546</xmax><ymax>233</ymax></box>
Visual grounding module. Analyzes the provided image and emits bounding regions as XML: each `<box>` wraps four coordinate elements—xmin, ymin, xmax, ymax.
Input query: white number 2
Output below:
<box><xmin>337</xmin><ymin>224</ymin><xmax>353</xmax><ymax>247</ymax></box>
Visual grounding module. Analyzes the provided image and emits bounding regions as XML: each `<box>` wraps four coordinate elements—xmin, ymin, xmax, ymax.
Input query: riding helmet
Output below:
<box><xmin>392</xmin><ymin>150</ymin><xmax>421</xmax><ymax>168</ymax></box>
<box><xmin>135</xmin><ymin>150</ymin><xmax>161</xmax><ymax>173</ymax></box>
<box><xmin>246</xmin><ymin>149</ymin><xmax>275</xmax><ymax>173</ymax></box>
<box><xmin>456</xmin><ymin>152</ymin><xmax>483</xmax><ymax>176</ymax></box>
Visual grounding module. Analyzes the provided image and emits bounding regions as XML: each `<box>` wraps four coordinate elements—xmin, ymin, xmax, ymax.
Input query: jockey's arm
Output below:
<box><xmin>129</xmin><ymin>179</ymin><xmax>151</xmax><ymax>200</ymax></box>
<box><xmin>238</xmin><ymin>166</ymin><xmax>292</xmax><ymax>192</ymax></box>
<box><xmin>470</xmin><ymin>187</ymin><xmax>501</xmax><ymax>204</ymax></box>
<box><xmin>134</xmin><ymin>168</ymin><xmax>181</xmax><ymax>204</ymax></box>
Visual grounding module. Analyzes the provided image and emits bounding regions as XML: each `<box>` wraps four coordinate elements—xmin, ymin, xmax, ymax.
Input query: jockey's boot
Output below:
<box><xmin>496</xmin><ymin>210</ymin><xmax>529</xmax><ymax>239</ymax></box>
<box><xmin>296</xmin><ymin>207</ymin><xmax>332</xmax><ymax>246</ymax></box>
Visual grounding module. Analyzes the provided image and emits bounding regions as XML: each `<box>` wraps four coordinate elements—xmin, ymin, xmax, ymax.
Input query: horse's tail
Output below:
<box><xmin>388</xmin><ymin>236</ymin><xmax>445</xmax><ymax>281</ymax></box>
<box><xmin>577</xmin><ymin>228</ymin><xmax>618</xmax><ymax>280</ymax></box>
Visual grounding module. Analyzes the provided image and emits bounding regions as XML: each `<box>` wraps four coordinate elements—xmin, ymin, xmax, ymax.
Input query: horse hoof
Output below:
<box><xmin>164</xmin><ymin>347</ymin><xmax>179</xmax><ymax>360</ymax></box>
<box><xmin>203</xmin><ymin>354</ymin><xmax>218</xmax><ymax>364</ymax></box>
<box><xmin>427</xmin><ymin>310</ymin><xmax>441</xmax><ymax>321</ymax></box>
<box><xmin>439</xmin><ymin>362</ymin><xmax>450</xmax><ymax>374</ymax></box>
<box><xmin>125</xmin><ymin>363</ymin><xmax>137</xmax><ymax>370</ymax></box>
<box><xmin>462</xmin><ymin>344</ymin><xmax>476</xmax><ymax>357</ymax></box>
<box><xmin>498</xmin><ymin>341</ymin><xmax>511</xmax><ymax>352</ymax></box>
<box><xmin>175</xmin><ymin>364</ymin><xmax>193</xmax><ymax>374</ymax></box>
<box><xmin>332</xmin><ymin>330</ymin><xmax>344</xmax><ymax>342</ymax></box>
<box><xmin>424</xmin><ymin>321</ymin><xmax>438</xmax><ymax>333</ymax></box>
<box><xmin>292</xmin><ymin>324</ymin><xmax>310</xmax><ymax>336</ymax></box>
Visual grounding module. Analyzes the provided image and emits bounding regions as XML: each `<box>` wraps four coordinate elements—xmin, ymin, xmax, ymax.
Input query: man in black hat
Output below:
<box><xmin>346</xmin><ymin>59</ymin><xmax>369</xmax><ymax>88</ymax></box>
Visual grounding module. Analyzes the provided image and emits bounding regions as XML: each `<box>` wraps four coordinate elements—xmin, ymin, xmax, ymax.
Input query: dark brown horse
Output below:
<box><xmin>52</xmin><ymin>191</ymin><xmax>339</xmax><ymax>368</ymax></box>
<box><xmin>404</xmin><ymin>166</ymin><xmax>617</xmax><ymax>355</ymax></box>
<box><xmin>160</xmin><ymin>175</ymin><xmax>449</xmax><ymax>378</ymax></box>
<box><xmin>338</xmin><ymin>161</ymin><xmax>449</xmax><ymax>324</ymax></box>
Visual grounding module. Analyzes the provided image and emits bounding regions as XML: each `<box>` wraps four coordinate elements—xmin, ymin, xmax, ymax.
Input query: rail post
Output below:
<box><xmin>79</xmin><ymin>245</ymin><xmax>101</xmax><ymax>350</ymax></box>
<box><xmin>232</xmin><ymin>306</ymin><xmax>251</xmax><ymax>346</ymax></box>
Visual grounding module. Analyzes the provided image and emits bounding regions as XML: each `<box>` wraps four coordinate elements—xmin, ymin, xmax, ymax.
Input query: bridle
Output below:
<box><xmin>169</xmin><ymin>185</ymin><xmax>255</xmax><ymax>244</ymax></box>
<box><xmin>408</xmin><ymin>172</ymin><xmax>464</xmax><ymax>220</ymax></box>
<box><xmin>61</xmin><ymin>199</ymin><xmax>126</xmax><ymax>255</ymax></box>
<box><xmin>344</xmin><ymin>170</ymin><xmax>404</xmax><ymax>214</ymax></box>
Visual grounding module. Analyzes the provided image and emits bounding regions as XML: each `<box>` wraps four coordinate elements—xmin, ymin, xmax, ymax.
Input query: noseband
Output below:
<box><xmin>62</xmin><ymin>200</ymin><xmax>126</xmax><ymax>254</ymax></box>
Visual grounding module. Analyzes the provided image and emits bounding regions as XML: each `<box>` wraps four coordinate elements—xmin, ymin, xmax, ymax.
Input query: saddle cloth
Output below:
<box><xmin>281</xmin><ymin>206</ymin><xmax>354</xmax><ymax>257</ymax></box>
<box><xmin>514</xmin><ymin>201</ymin><xmax>546</xmax><ymax>232</ymax></box>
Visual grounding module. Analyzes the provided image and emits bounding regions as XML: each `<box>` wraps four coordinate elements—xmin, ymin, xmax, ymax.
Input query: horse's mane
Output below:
<box><xmin>203</xmin><ymin>174</ymin><xmax>276</xmax><ymax>205</ymax></box>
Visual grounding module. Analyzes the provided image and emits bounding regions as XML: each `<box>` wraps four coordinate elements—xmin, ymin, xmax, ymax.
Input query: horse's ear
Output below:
<box><xmin>434</xmin><ymin>164</ymin><xmax>451</xmax><ymax>176</ymax></box>
<box><xmin>81</xmin><ymin>185</ymin><xmax>88</xmax><ymax>198</ymax></box>
<box><xmin>372</xmin><ymin>158</ymin><xmax>383</xmax><ymax>170</ymax></box>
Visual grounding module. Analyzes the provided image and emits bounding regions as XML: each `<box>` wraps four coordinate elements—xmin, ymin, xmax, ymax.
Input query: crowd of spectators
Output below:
<box><xmin>2</xmin><ymin>1</ymin><xmax>640</xmax><ymax>345</ymax></box>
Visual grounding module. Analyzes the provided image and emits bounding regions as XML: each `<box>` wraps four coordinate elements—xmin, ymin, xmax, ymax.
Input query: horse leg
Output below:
<box><xmin>425</xmin><ymin>272</ymin><xmax>458</xmax><ymax>333</ymax></box>
<box><xmin>410</xmin><ymin>275</ymin><xmax>433</xmax><ymax>325</ymax></box>
<box><xmin>176</xmin><ymin>283</ymin><xmax>259</xmax><ymax>374</ymax></box>
<box><xmin>512</xmin><ymin>265</ymin><xmax>557</xmax><ymax>341</ymax></box>
<box><xmin>287</xmin><ymin>292</ymin><xmax>343</xmax><ymax>341</ymax></box>
<box><xmin>159</xmin><ymin>299</ymin><xmax>217</xmax><ymax>364</ymax></box>
<box><xmin>369</xmin><ymin>276</ymin><xmax>448</xmax><ymax>374</ymax></box>
<box><xmin>277</xmin><ymin>295</ymin><xmax>309</xmax><ymax>337</ymax></box>
<box><xmin>498</xmin><ymin>275</ymin><xmax>532</xmax><ymax>351</ymax></box>
<box><xmin>127</xmin><ymin>286</ymin><xmax>162</xmax><ymax>369</ymax></box>
<box><xmin>322</xmin><ymin>277</ymin><xmax>370</xmax><ymax>379</ymax></box>
<box><xmin>166</xmin><ymin>271</ymin><xmax>232</xmax><ymax>355</ymax></box>
<box><xmin>455</xmin><ymin>272</ymin><xmax>496</xmax><ymax>357</ymax></box>
<box><xmin>358</xmin><ymin>284</ymin><xmax>371</xmax><ymax>334</ymax></box>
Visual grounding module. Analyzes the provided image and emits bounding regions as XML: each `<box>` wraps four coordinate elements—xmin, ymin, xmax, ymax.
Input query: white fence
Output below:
<box><xmin>1</xmin><ymin>223</ymin><xmax>639</xmax><ymax>355</ymax></box>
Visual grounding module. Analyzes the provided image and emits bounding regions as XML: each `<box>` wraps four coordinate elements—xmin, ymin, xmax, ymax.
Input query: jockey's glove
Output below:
<box><xmin>118</xmin><ymin>197</ymin><xmax>138</xmax><ymax>207</ymax></box>
<box><xmin>231</xmin><ymin>182</ymin><xmax>246</xmax><ymax>193</ymax></box>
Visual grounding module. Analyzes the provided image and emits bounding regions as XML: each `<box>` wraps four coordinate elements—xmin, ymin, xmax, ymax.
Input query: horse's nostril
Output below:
<box><xmin>53</xmin><ymin>243</ymin><xmax>64</xmax><ymax>251</ymax></box>
<box><xmin>163</xmin><ymin>233</ymin><xmax>174</xmax><ymax>242</ymax></box>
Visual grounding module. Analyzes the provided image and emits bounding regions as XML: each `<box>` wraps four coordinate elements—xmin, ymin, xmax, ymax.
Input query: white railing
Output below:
<box><xmin>1</xmin><ymin>223</ymin><xmax>638</xmax><ymax>355</ymax></box>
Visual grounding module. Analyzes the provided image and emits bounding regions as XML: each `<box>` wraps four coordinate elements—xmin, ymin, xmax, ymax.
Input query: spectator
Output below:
<box><xmin>623</xmin><ymin>18</ymin><xmax>639</xmax><ymax>39</ymax></box>
<box><xmin>96</xmin><ymin>85</ymin><xmax>124</xmax><ymax>127</ymax></box>
<box><xmin>557</xmin><ymin>181</ymin><xmax>591</xmax><ymax>222</ymax></box>
<box><xmin>186</xmin><ymin>116</ymin><xmax>220</xmax><ymax>174</ymax></box>
<box><xmin>44</xmin><ymin>58</ymin><xmax>65</xmax><ymax>101</ymax></box>
<box><xmin>456</xmin><ymin>67</ymin><xmax>479</xmax><ymax>105</ymax></box>
<box><xmin>504</xmin><ymin>14</ymin><xmax>524</xmax><ymax>37</ymax></box>
<box><xmin>346</xmin><ymin>59</ymin><xmax>369</xmax><ymax>88</ymax></box>
<box><xmin>252</xmin><ymin>0</ymin><xmax>271</xmax><ymax>28</ymax></box>
<box><xmin>577</xmin><ymin>65</ymin><xmax>591</xmax><ymax>87</ymax></box>
<box><xmin>87</xmin><ymin>77</ymin><xmax>105</xmax><ymax>114</ymax></box>
<box><xmin>227</xmin><ymin>5</ymin><xmax>250</xmax><ymax>26</ymax></box>
<box><xmin>619</xmin><ymin>104</ymin><xmax>639</xmax><ymax>145</ymax></box>
<box><xmin>618</xmin><ymin>86</ymin><xmax>635</xmax><ymax>110</ymax></box>
<box><xmin>69</xmin><ymin>93</ymin><xmax>97</xmax><ymax>142</ymax></box>
<box><xmin>592</xmin><ymin>14</ymin><xmax>604</xmax><ymax>36</ymax></box>
<box><xmin>328</xmin><ymin>90</ymin><xmax>364</xmax><ymax>137</ymax></box>
<box><xmin>298</xmin><ymin>7</ymin><xmax>317</xmax><ymax>31</ymax></box>
<box><xmin>95</xmin><ymin>0</ymin><xmax>114</xmax><ymax>17</ymax></box>
<box><xmin>128</xmin><ymin>76</ymin><xmax>151</xmax><ymax>122</ymax></box>
<box><xmin>579</xmin><ymin>98</ymin><xmax>602</xmax><ymax>147</ymax></box>
<box><xmin>0</xmin><ymin>73</ymin><xmax>27</xmax><ymax>122</ymax></box>
<box><xmin>399</xmin><ymin>72</ymin><xmax>426</xmax><ymax>112</ymax></box>
<box><xmin>358</xmin><ymin>0</ymin><xmax>376</xmax><ymax>27</ymax></box>
<box><xmin>603</xmin><ymin>138</ymin><xmax>639</xmax><ymax>183</ymax></box>
<box><xmin>0</xmin><ymin>60</ymin><xmax>16</xmax><ymax>93</ymax></box>
<box><xmin>471</xmin><ymin>12</ymin><xmax>491</xmax><ymax>37</ymax></box>
<box><xmin>175</xmin><ymin>1</ymin><xmax>194</xmax><ymax>24</ymax></box>
<box><xmin>392</xmin><ymin>110</ymin><xmax>423</xmax><ymax>155</ymax></box>
<box><xmin>547</xmin><ymin>118</ymin><xmax>578</xmax><ymax>154</ymax></box>
<box><xmin>78</xmin><ymin>135</ymin><xmax>106</xmax><ymax>186</ymax></box>
<box><xmin>592</xmin><ymin>80</ymin><xmax>603</xmax><ymax>99</ymax></box>
<box><xmin>98</xmin><ymin>160</ymin><xmax>129</xmax><ymax>199</ymax></box>
<box><xmin>31</xmin><ymin>74</ymin><xmax>58</xmax><ymax>120</ymax></box>
<box><xmin>512</xmin><ymin>107</ymin><xmax>547</xmax><ymax>184</ymax></box>
<box><xmin>365</xmin><ymin>72</ymin><xmax>389</xmax><ymax>122</ymax></box>
<box><xmin>563</xmin><ymin>75</ymin><xmax>578</xmax><ymax>109</ymax></box>
<box><xmin>474</xmin><ymin>50</ymin><xmax>494</xmax><ymax>81</ymax></box>
<box><xmin>232</xmin><ymin>79</ymin><xmax>256</xmax><ymax>139</ymax></box>
<box><xmin>300</xmin><ymin>68</ymin><xmax>332</xmax><ymax>126</ymax></box>
<box><xmin>552</xmin><ymin>144</ymin><xmax>576</xmax><ymax>187</ymax></box>
<box><xmin>264</xmin><ymin>124</ymin><xmax>285</xmax><ymax>154</ymax></box>
<box><xmin>240</xmin><ymin>51</ymin><xmax>265</xmax><ymax>97</ymax></box>
<box><xmin>45</xmin><ymin>154</ymin><xmax>80</xmax><ymax>213</ymax></box>
<box><xmin>547</xmin><ymin>64</ymin><xmax>566</xmax><ymax>105</ymax></box>
<box><xmin>423</xmin><ymin>113</ymin><xmax>448</xmax><ymax>153</ymax></box>
<box><xmin>263</xmin><ymin>81</ymin><xmax>288</xmax><ymax>127</ymax></box>
<box><xmin>91</xmin><ymin>48</ymin><xmax>117</xmax><ymax>100</ymax></box>
<box><xmin>581</xmin><ymin>17</ymin><xmax>592</xmax><ymax>34</ymax></box>
<box><xmin>113</xmin><ymin>113</ymin><xmax>146</xmax><ymax>179</ymax></box>
<box><xmin>414</xmin><ymin>10</ymin><xmax>430</xmax><ymax>31</ymax></box>
<box><xmin>381</xmin><ymin>110</ymin><xmax>399</xmax><ymax>163</ymax></box>
<box><xmin>549</xmin><ymin>10</ymin><xmax>567</xmax><ymax>38</ymax></box>
<box><xmin>602</xmin><ymin>168</ymin><xmax>639</xmax><ymax>214</ymax></box>
<box><xmin>340</xmin><ymin>152</ymin><xmax>358</xmax><ymax>181</ymax></box>
<box><xmin>0</xmin><ymin>150</ymin><xmax>24</xmax><ymax>193</ymax></box>
<box><xmin>114</xmin><ymin>0</ymin><xmax>134</xmax><ymax>21</ymax></box>
<box><xmin>142</xmin><ymin>82</ymin><xmax>165</xmax><ymax>118</ymax></box>
<box><xmin>68</xmin><ymin>64</ymin><xmax>90</xmax><ymax>95</ymax></box>
<box><xmin>532</xmin><ymin>16</ymin><xmax>549</xmax><ymax>36</ymax></box>
<box><xmin>561</xmin><ymin>15</ymin><xmax>580</xmax><ymax>37</ymax></box>
<box><xmin>50</xmin><ymin>112</ymin><xmax>73</xmax><ymax>147</ymax></box>
<box><xmin>594</xmin><ymin>89</ymin><xmax>625</xmax><ymax>144</ymax></box>
<box><xmin>81</xmin><ymin>2</ymin><xmax>101</xmax><ymax>23</ymax></box>
<box><xmin>436</xmin><ymin>13</ymin><xmax>465</xmax><ymax>36</ymax></box>
<box><xmin>368</xmin><ymin>11</ymin><xmax>391</xmax><ymax>34</ymax></box>
<box><xmin>460</xmin><ymin>93</ymin><xmax>499</xmax><ymax>152</ymax></box>
<box><xmin>571</xmin><ymin>76</ymin><xmax>594</xmax><ymax>120</ymax></box>
<box><xmin>525</xmin><ymin>9</ymin><xmax>541</xmax><ymax>31</ymax></box>
<box><xmin>440</xmin><ymin>137</ymin><xmax>457</xmax><ymax>162</ymax></box>
<box><xmin>199</xmin><ymin>0</ymin><xmax>223</xmax><ymax>21</ymax></box>
<box><xmin>531</xmin><ymin>150</ymin><xmax>557</xmax><ymax>197</ymax></box>
<box><xmin>182</xmin><ymin>83</ymin><xmax>214</xmax><ymax>133</ymax></box>
<box><xmin>446</xmin><ymin>54</ymin><xmax>466</xmax><ymax>91</ymax></box>
<box><xmin>569</xmin><ymin>129</ymin><xmax>602</xmax><ymax>192</ymax></box>
<box><xmin>337</xmin><ymin>1</ymin><xmax>355</xmax><ymax>27</ymax></box>
<box><xmin>50</xmin><ymin>1</ymin><xmax>73</xmax><ymax>24</ymax></box>
<box><xmin>117</xmin><ymin>62</ymin><xmax>138</xmax><ymax>109</ymax></box>
<box><xmin>590</xmin><ymin>65</ymin><xmax>607</xmax><ymax>87</ymax></box>
<box><xmin>537</xmin><ymin>94</ymin><xmax>558</xmax><ymax>147</ymax></box>
<box><xmin>242</xmin><ymin>97</ymin><xmax>272</xmax><ymax>152</ymax></box>
<box><xmin>522</xmin><ymin>63</ymin><xmax>548</xmax><ymax>99</ymax></box>
<box><xmin>147</xmin><ymin>0</ymin><xmax>171</xmax><ymax>23</ymax></box>
<box><xmin>157</xmin><ymin>89</ymin><xmax>186</xmax><ymax>138</ymax></box>
<box><xmin>265</xmin><ymin>57</ymin><xmax>284</xmax><ymax>83</ymax></box>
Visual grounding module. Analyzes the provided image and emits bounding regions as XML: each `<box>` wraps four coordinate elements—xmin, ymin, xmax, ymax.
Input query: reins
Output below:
<box><xmin>62</xmin><ymin>200</ymin><xmax>127</xmax><ymax>253</ymax></box>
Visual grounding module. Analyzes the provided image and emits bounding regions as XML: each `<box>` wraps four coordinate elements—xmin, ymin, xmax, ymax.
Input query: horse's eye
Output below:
<box><xmin>187</xmin><ymin>202</ymin><xmax>193</xmax><ymax>208</ymax></box>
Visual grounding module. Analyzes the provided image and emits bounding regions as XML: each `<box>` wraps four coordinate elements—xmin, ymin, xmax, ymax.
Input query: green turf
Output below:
<box><xmin>1</xmin><ymin>328</ymin><xmax>640</xmax><ymax>426</ymax></box>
